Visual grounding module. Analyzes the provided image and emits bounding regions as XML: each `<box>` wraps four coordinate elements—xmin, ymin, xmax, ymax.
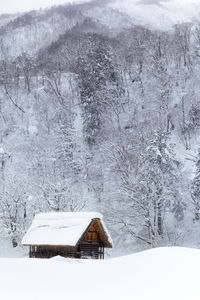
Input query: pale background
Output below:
<box><xmin>0</xmin><ymin>0</ymin><xmax>91</xmax><ymax>14</ymax></box>
<box><xmin>1</xmin><ymin>0</ymin><xmax>199</xmax><ymax>15</ymax></box>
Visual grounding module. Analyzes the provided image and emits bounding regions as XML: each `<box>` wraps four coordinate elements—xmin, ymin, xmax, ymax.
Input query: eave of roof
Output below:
<box><xmin>23</xmin><ymin>244</ymin><xmax>76</xmax><ymax>248</ymax></box>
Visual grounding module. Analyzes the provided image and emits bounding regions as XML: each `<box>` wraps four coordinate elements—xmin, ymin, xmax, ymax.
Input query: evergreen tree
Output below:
<box><xmin>56</xmin><ymin>118</ymin><xmax>81</xmax><ymax>176</ymax></box>
<box><xmin>77</xmin><ymin>36</ymin><xmax>121</xmax><ymax>146</ymax></box>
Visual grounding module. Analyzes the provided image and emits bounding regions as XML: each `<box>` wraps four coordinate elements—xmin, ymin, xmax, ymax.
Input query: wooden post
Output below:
<box><xmin>29</xmin><ymin>246</ymin><xmax>31</xmax><ymax>258</ymax></box>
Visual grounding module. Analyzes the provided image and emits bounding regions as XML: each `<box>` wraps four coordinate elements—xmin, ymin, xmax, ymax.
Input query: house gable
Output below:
<box><xmin>78</xmin><ymin>218</ymin><xmax>112</xmax><ymax>248</ymax></box>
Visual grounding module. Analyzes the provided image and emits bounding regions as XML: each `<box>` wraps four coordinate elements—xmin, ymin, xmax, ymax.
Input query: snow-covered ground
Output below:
<box><xmin>0</xmin><ymin>247</ymin><xmax>199</xmax><ymax>300</ymax></box>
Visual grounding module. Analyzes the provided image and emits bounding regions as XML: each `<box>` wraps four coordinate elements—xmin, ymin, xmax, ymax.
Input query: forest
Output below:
<box><xmin>0</xmin><ymin>0</ymin><xmax>200</xmax><ymax>255</ymax></box>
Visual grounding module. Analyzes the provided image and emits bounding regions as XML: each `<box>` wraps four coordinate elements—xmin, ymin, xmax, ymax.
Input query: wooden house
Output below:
<box><xmin>22</xmin><ymin>212</ymin><xmax>112</xmax><ymax>259</ymax></box>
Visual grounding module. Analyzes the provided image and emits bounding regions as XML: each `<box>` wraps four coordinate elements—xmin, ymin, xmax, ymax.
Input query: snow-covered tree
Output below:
<box><xmin>77</xmin><ymin>35</ymin><xmax>122</xmax><ymax>146</ymax></box>
<box><xmin>113</xmin><ymin>130</ymin><xmax>183</xmax><ymax>247</ymax></box>
<box><xmin>191</xmin><ymin>148</ymin><xmax>200</xmax><ymax>221</ymax></box>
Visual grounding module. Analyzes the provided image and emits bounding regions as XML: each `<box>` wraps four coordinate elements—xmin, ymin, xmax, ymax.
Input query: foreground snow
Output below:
<box><xmin>0</xmin><ymin>247</ymin><xmax>199</xmax><ymax>300</ymax></box>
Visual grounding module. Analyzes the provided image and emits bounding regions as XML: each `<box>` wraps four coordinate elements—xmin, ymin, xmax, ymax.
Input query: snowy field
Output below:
<box><xmin>0</xmin><ymin>247</ymin><xmax>199</xmax><ymax>300</ymax></box>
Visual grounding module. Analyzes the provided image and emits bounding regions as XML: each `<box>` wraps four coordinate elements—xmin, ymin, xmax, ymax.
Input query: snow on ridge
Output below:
<box><xmin>34</xmin><ymin>211</ymin><xmax>103</xmax><ymax>221</ymax></box>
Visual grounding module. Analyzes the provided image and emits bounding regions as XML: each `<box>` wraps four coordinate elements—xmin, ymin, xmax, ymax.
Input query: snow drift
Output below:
<box><xmin>0</xmin><ymin>247</ymin><xmax>199</xmax><ymax>300</ymax></box>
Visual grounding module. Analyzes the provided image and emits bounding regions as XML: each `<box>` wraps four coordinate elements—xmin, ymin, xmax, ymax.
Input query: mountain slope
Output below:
<box><xmin>0</xmin><ymin>2</ymin><xmax>133</xmax><ymax>59</ymax></box>
<box><xmin>0</xmin><ymin>0</ymin><xmax>200</xmax><ymax>256</ymax></box>
<box><xmin>109</xmin><ymin>0</ymin><xmax>200</xmax><ymax>30</ymax></box>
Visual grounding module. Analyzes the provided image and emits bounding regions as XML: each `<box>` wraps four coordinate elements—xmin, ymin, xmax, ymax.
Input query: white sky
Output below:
<box><xmin>0</xmin><ymin>0</ymin><xmax>90</xmax><ymax>14</ymax></box>
<box><xmin>1</xmin><ymin>0</ymin><xmax>200</xmax><ymax>16</ymax></box>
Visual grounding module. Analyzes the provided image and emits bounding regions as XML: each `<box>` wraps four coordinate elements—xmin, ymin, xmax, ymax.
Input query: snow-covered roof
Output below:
<box><xmin>22</xmin><ymin>212</ymin><xmax>112</xmax><ymax>247</ymax></box>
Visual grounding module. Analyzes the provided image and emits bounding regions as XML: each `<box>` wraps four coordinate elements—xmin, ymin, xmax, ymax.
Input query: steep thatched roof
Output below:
<box><xmin>22</xmin><ymin>212</ymin><xmax>112</xmax><ymax>248</ymax></box>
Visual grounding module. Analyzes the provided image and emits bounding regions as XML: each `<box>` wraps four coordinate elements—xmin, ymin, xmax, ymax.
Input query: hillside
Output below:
<box><xmin>110</xmin><ymin>0</ymin><xmax>200</xmax><ymax>30</ymax></box>
<box><xmin>0</xmin><ymin>2</ymin><xmax>133</xmax><ymax>58</ymax></box>
<box><xmin>1</xmin><ymin>0</ymin><xmax>200</xmax><ymax>256</ymax></box>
